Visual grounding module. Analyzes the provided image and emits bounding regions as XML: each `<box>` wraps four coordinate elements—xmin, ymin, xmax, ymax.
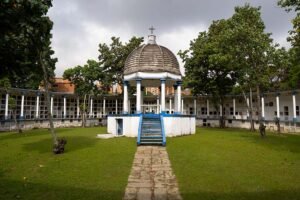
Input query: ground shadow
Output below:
<box><xmin>0</xmin><ymin>128</ymin><xmax>76</xmax><ymax>141</ymax></box>
<box><xmin>22</xmin><ymin>136</ymin><xmax>99</xmax><ymax>154</ymax></box>
<box><xmin>0</xmin><ymin>178</ymin><xmax>123</xmax><ymax>200</ymax></box>
<box><xmin>181</xmin><ymin>189</ymin><xmax>300</xmax><ymax>200</ymax></box>
<box><xmin>240</xmin><ymin>132</ymin><xmax>300</xmax><ymax>153</ymax></box>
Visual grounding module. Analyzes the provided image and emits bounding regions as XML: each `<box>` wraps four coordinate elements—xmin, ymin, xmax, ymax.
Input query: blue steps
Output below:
<box><xmin>137</xmin><ymin>114</ymin><xmax>165</xmax><ymax>146</ymax></box>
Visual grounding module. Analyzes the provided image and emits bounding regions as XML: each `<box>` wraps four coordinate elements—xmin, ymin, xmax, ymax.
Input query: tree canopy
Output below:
<box><xmin>0</xmin><ymin>0</ymin><xmax>57</xmax><ymax>89</ymax></box>
<box><xmin>98</xmin><ymin>36</ymin><xmax>144</xmax><ymax>86</ymax></box>
<box><xmin>63</xmin><ymin>60</ymin><xmax>103</xmax><ymax>96</ymax></box>
<box><xmin>180</xmin><ymin>4</ymin><xmax>292</xmax><ymax>129</ymax></box>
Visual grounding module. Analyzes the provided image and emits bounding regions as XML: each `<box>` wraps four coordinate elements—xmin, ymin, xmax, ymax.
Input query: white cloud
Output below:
<box><xmin>159</xmin><ymin>24</ymin><xmax>207</xmax><ymax>74</ymax></box>
<box><xmin>48</xmin><ymin>0</ymin><xmax>295</xmax><ymax>77</ymax></box>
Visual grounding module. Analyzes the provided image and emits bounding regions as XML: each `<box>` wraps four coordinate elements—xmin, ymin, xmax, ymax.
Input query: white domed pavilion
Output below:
<box><xmin>107</xmin><ymin>27</ymin><xmax>196</xmax><ymax>145</ymax></box>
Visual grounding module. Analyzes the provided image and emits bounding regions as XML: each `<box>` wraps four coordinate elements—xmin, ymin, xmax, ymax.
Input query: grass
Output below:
<box><xmin>1</xmin><ymin>127</ymin><xmax>300</xmax><ymax>200</ymax></box>
<box><xmin>0</xmin><ymin>127</ymin><xmax>136</xmax><ymax>200</ymax></box>
<box><xmin>167</xmin><ymin>128</ymin><xmax>300</xmax><ymax>200</ymax></box>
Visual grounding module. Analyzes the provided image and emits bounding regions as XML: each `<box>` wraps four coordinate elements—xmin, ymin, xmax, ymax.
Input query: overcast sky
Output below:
<box><xmin>48</xmin><ymin>0</ymin><xmax>296</xmax><ymax>76</ymax></box>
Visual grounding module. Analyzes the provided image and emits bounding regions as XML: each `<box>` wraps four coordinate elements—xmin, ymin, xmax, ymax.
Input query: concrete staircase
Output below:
<box><xmin>138</xmin><ymin>114</ymin><xmax>165</xmax><ymax>146</ymax></box>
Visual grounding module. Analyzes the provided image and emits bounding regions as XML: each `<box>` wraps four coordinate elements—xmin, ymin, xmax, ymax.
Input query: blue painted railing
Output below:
<box><xmin>160</xmin><ymin>114</ymin><xmax>166</xmax><ymax>146</ymax></box>
<box><xmin>137</xmin><ymin>114</ymin><xmax>143</xmax><ymax>145</ymax></box>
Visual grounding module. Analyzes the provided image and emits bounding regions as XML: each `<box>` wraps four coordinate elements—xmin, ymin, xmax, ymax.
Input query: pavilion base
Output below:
<box><xmin>107</xmin><ymin>114</ymin><xmax>196</xmax><ymax>137</ymax></box>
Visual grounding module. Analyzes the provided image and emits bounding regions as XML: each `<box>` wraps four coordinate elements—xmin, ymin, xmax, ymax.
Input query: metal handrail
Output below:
<box><xmin>160</xmin><ymin>114</ymin><xmax>166</xmax><ymax>146</ymax></box>
<box><xmin>137</xmin><ymin>114</ymin><xmax>143</xmax><ymax>145</ymax></box>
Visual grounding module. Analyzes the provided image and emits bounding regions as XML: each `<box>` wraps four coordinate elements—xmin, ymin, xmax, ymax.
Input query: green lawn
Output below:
<box><xmin>167</xmin><ymin>128</ymin><xmax>300</xmax><ymax>200</ymax></box>
<box><xmin>0</xmin><ymin>127</ymin><xmax>136</xmax><ymax>200</ymax></box>
<box><xmin>1</xmin><ymin>127</ymin><xmax>300</xmax><ymax>200</ymax></box>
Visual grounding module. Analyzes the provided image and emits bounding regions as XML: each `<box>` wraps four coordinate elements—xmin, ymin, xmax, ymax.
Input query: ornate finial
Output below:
<box><xmin>149</xmin><ymin>26</ymin><xmax>155</xmax><ymax>35</ymax></box>
<box><xmin>148</xmin><ymin>26</ymin><xmax>156</xmax><ymax>44</ymax></box>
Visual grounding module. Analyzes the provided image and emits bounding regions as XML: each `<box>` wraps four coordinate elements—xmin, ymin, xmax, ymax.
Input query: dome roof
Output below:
<box><xmin>124</xmin><ymin>40</ymin><xmax>181</xmax><ymax>76</ymax></box>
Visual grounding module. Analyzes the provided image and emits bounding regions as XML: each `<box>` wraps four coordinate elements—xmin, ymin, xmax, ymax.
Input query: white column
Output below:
<box><xmin>233</xmin><ymin>98</ymin><xmax>236</xmax><ymax>118</ymax></box>
<box><xmin>174</xmin><ymin>85</ymin><xmax>178</xmax><ymax>113</ymax></box>
<box><xmin>276</xmin><ymin>95</ymin><xmax>280</xmax><ymax>119</ymax></box>
<box><xmin>220</xmin><ymin>105</ymin><xmax>223</xmax><ymax>116</ymax></box>
<box><xmin>136</xmin><ymin>79</ymin><xmax>141</xmax><ymax>113</ymax></box>
<box><xmin>161</xmin><ymin>79</ymin><xmax>166</xmax><ymax>112</ymax></box>
<box><xmin>181</xmin><ymin>99</ymin><xmax>184</xmax><ymax>114</ymax></box>
<box><xmin>50</xmin><ymin>96</ymin><xmax>54</xmax><ymax>115</ymax></box>
<box><xmin>194</xmin><ymin>98</ymin><xmax>197</xmax><ymax>115</ymax></box>
<box><xmin>20</xmin><ymin>94</ymin><xmax>24</xmax><ymax>118</ymax></box>
<box><xmin>128</xmin><ymin>99</ymin><xmax>131</xmax><ymax>114</ymax></box>
<box><xmin>261</xmin><ymin>96</ymin><xmax>265</xmax><ymax>119</ymax></box>
<box><xmin>207</xmin><ymin>99</ymin><xmax>210</xmax><ymax>117</ymax></box>
<box><xmin>293</xmin><ymin>93</ymin><xmax>296</xmax><ymax>120</ymax></box>
<box><xmin>123</xmin><ymin>81</ymin><xmax>128</xmax><ymax>114</ymax></box>
<box><xmin>36</xmin><ymin>95</ymin><xmax>39</xmax><ymax>118</ymax></box>
<box><xmin>169</xmin><ymin>99</ymin><xmax>172</xmax><ymax>114</ymax></box>
<box><xmin>141</xmin><ymin>87</ymin><xmax>144</xmax><ymax>113</ymax></box>
<box><xmin>115</xmin><ymin>99</ymin><xmax>118</xmax><ymax>114</ymax></box>
<box><xmin>103</xmin><ymin>98</ymin><xmax>106</xmax><ymax>116</ymax></box>
<box><xmin>5</xmin><ymin>93</ymin><xmax>9</xmax><ymax>119</ymax></box>
<box><xmin>90</xmin><ymin>98</ymin><xmax>93</xmax><ymax>117</ymax></box>
<box><xmin>177</xmin><ymin>82</ymin><xmax>182</xmax><ymax>113</ymax></box>
<box><xmin>156</xmin><ymin>97</ymin><xmax>159</xmax><ymax>114</ymax></box>
<box><xmin>63</xmin><ymin>96</ymin><xmax>67</xmax><ymax>118</ymax></box>
<box><xmin>76</xmin><ymin>97</ymin><xmax>80</xmax><ymax>118</ymax></box>
<box><xmin>246</xmin><ymin>97</ymin><xmax>250</xmax><ymax>118</ymax></box>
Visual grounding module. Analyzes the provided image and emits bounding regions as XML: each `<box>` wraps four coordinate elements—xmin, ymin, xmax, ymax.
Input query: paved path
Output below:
<box><xmin>123</xmin><ymin>146</ymin><xmax>182</xmax><ymax>200</ymax></box>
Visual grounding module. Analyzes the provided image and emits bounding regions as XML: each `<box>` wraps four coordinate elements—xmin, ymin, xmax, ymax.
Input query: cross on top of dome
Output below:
<box><xmin>149</xmin><ymin>26</ymin><xmax>155</xmax><ymax>34</ymax></box>
<box><xmin>148</xmin><ymin>26</ymin><xmax>156</xmax><ymax>44</ymax></box>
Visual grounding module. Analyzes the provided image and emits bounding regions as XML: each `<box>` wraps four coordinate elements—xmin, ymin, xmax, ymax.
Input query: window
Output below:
<box><xmin>284</xmin><ymin>106</ymin><xmax>289</xmax><ymax>116</ymax></box>
<box><xmin>230</xmin><ymin>107</ymin><xmax>234</xmax><ymax>115</ymax></box>
<box><xmin>201</xmin><ymin>107</ymin><xmax>207</xmax><ymax>115</ymax></box>
<box><xmin>269</xmin><ymin>102</ymin><xmax>273</xmax><ymax>107</ymax></box>
<box><xmin>297</xmin><ymin>106</ymin><xmax>299</xmax><ymax>116</ymax></box>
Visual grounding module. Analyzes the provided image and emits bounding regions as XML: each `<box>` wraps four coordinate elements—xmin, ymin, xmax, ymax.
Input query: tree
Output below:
<box><xmin>63</xmin><ymin>60</ymin><xmax>103</xmax><ymax>127</ymax></box>
<box><xmin>225</xmin><ymin>5</ymin><xmax>275</xmax><ymax>132</ymax></box>
<box><xmin>179</xmin><ymin>20</ymin><xmax>237</xmax><ymax>128</ymax></box>
<box><xmin>98</xmin><ymin>36</ymin><xmax>143</xmax><ymax>86</ymax></box>
<box><xmin>0</xmin><ymin>0</ymin><xmax>59</xmax><ymax>152</ymax></box>
<box><xmin>0</xmin><ymin>0</ymin><xmax>56</xmax><ymax>89</ymax></box>
<box><xmin>33</xmin><ymin>1</ymin><xmax>59</xmax><ymax>150</ymax></box>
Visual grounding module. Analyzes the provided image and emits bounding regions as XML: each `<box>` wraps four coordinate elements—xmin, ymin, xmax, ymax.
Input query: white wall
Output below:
<box><xmin>0</xmin><ymin>119</ymin><xmax>100</xmax><ymax>131</ymax></box>
<box><xmin>163</xmin><ymin>116</ymin><xmax>195</xmax><ymax>136</ymax></box>
<box><xmin>107</xmin><ymin>115</ymin><xmax>196</xmax><ymax>137</ymax></box>
<box><xmin>107</xmin><ymin>116</ymin><xmax>140</xmax><ymax>137</ymax></box>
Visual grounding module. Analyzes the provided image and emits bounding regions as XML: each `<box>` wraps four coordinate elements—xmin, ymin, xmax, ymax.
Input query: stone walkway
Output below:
<box><xmin>123</xmin><ymin>146</ymin><xmax>182</xmax><ymax>200</ymax></box>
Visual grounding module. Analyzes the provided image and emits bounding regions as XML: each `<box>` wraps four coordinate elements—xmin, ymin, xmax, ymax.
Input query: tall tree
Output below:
<box><xmin>226</xmin><ymin>5</ymin><xmax>274</xmax><ymax>131</ymax></box>
<box><xmin>0</xmin><ymin>0</ymin><xmax>56</xmax><ymax>89</ymax></box>
<box><xmin>179</xmin><ymin>20</ymin><xmax>237</xmax><ymax>128</ymax></box>
<box><xmin>34</xmin><ymin>1</ymin><xmax>59</xmax><ymax>148</ymax></box>
<box><xmin>0</xmin><ymin>0</ymin><xmax>59</xmax><ymax>148</ymax></box>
